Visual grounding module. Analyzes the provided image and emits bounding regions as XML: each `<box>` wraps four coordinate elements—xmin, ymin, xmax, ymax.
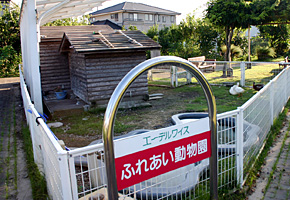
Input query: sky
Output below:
<box><xmin>14</xmin><ymin>0</ymin><xmax>209</xmax><ymax>24</ymax></box>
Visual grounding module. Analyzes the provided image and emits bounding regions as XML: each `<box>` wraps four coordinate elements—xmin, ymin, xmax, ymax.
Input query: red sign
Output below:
<box><xmin>115</xmin><ymin>130</ymin><xmax>211</xmax><ymax>190</ymax></box>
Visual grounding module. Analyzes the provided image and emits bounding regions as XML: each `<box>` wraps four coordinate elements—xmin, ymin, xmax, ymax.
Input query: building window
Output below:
<box><xmin>145</xmin><ymin>14</ymin><xmax>149</xmax><ymax>21</ymax></box>
<box><xmin>162</xmin><ymin>16</ymin><xmax>166</xmax><ymax>22</ymax></box>
<box><xmin>149</xmin><ymin>14</ymin><xmax>153</xmax><ymax>21</ymax></box>
<box><xmin>157</xmin><ymin>15</ymin><xmax>161</xmax><ymax>22</ymax></box>
<box><xmin>129</xmin><ymin>13</ymin><xmax>134</xmax><ymax>20</ymax></box>
<box><xmin>129</xmin><ymin>13</ymin><xmax>138</xmax><ymax>21</ymax></box>
<box><xmin>171</xmin><ymin>16</ymin><xmax>174</xmax><ymax>23</ymax></box>
<box><xmin>133</xmin><ymin>13</ymin><xmax>138</xmax><ymax>21</ymax></box>
<box><xmin>111</xmin><ymin>14</ymin><xmax>118</xmax><ymax>21</ymax></box>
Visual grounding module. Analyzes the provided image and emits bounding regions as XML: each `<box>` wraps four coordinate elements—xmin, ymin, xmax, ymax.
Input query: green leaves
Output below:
<box><xmin>258</xmin><ymin>24</ymin><xmax>290</xmax><ymax>56</ymax></box>
<box><xmin>43</xmin><ymin>15</ymin><xmax>90</xmax><ymax>26</ymax></box>
<box><xmin>0</xmin><ymin>3</ymin><xmax>21</xmax><ymax>77</ymax></box>
<box><xmin>0</xmin><ymin>45</ymin><xmax>21</xmax><ymax>77</ymax></box>
<box><xmin>0</xmin><ymin>4</ymin><xmax>20</xmax><ymax>51</ymax></box>
<box><xmin>146</xmin><ymin>16</ymin><xmax>218</xmax><ymax>59</ymax></box>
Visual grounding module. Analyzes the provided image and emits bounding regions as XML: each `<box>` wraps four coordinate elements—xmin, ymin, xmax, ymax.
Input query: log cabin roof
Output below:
<box><xmin>59</xmin><ymin>29</ymin><xmax>161</xmax><ymax>53</ymax></box>
<box><xmin>40</xmin><ymin>25</ymin><xmax>114</xmax><ymax>42</ymax></box>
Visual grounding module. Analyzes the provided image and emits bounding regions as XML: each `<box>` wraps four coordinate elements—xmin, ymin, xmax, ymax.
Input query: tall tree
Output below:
<box><xmin>206</xmin><ymin>0</ymin><xmax>250</xmax><ymax>76</ymax></box>
<box><xmin>147</xmin><ymin>15</ymin><xmax>218</xmax><ymax>59</ymax></box>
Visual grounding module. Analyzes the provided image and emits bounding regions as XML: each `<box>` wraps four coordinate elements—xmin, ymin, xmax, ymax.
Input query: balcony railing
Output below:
<box><xmin>123</xmin><ymin>18</ymin><xmax>144</xmax><ymax>22</ymax></box>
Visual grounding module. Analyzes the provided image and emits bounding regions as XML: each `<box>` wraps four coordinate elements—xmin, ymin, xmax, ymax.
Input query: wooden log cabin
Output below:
<box><xmin>39</xmin><ymin>26</ymin><xmax>161</xmax><ymax>107</ymax></box>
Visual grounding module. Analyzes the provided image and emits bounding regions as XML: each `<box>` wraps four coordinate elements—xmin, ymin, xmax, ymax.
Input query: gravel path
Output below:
<box><xmin>0</xmin><ymin>77</ymin><xmax>32</xmax><ymax>200</ymax></box>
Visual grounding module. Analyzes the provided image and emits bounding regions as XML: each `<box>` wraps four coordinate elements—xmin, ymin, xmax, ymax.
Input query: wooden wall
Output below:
<box><xmin>39</xmin><ymin>40</ymin><xmax>71</xmax><ymax>93</ymax></box>
<box><xmin>69</xmin><ymin>53</ymin><xmax>87</xmax><ymax>102</ymax></box>
<box><xmin>69</xmin><ymin>51</ymin><xmax>148</xmax><ymax>105</ymax></box>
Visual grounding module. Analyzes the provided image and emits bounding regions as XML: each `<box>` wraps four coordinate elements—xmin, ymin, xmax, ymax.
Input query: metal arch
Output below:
<box><xmin>102</xmin><ymin>56</ymin><xmax>218</xmax><ymax>200</ymax></box>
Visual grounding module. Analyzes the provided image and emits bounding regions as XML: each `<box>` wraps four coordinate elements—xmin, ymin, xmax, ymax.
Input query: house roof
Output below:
<box><xmin>91</xmin><ymin>19</ymin><xmax>122</xmax><ymax>30</ymax></box>
<box><xmin>55</xmin><ymin>26</ymin><xmax>161</xmax><ymax>53</ymax></box>
<box><xmin>90</xmin><ymin>2</ymin><xmax>181</xmax><ymax>16</ymax></box>
<box><xmin>40</xmin><ymin>25</ymin><xmax>113</xmax><ymax>41</ymax></box>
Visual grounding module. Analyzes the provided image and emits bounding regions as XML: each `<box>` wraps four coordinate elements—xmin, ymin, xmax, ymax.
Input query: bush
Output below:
<box><xmin>0</xmin><ymin>3</ymin><xmax>21</xmax><ymax>77</ymax></box>
<box><xmin>256</xmin><ymin>46</ymin><xmax>276</xmax><ymax>60</ymax></box>
<box><xmin>0</xmin><ymin>46</ymin><xmax>21</xmax><ymax>77</ymax></box>
<box><xmin>221</xmin><ymin>44</ymin><xmax>243</xmax><ymax>60</ymax></box>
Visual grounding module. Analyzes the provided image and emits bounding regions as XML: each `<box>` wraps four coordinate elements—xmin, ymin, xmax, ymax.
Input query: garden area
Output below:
<box><xmin>49</xmin><ymin>62</ymin><xmax>280</xmax><ymax>148</ymax></box>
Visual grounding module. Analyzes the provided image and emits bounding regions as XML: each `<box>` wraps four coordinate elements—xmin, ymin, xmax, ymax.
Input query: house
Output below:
<box><xmin>89</xmin><ymin>2</ymin><xmax>181</xmax><ymax>32</ymax></box>
<box><xmin>39</xmin><ymin>25</ymin><xmax>161</xmax><ymax>107</ymax></box>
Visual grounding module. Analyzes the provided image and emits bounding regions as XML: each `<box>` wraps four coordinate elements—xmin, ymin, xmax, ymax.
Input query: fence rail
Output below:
<box><xmin>149</xmin><ymin>61</ymin><xmax>286</xmax><ymax>88</ymax></box>
<box><xmin>20</xmin><ymin>67</ymin><xmax>73</xmax><ymax>200</ymax></box>
<box><xmin>20</xmin><ymin>62</ymin><xmax>290</xmax><ymax>199</ymax></box>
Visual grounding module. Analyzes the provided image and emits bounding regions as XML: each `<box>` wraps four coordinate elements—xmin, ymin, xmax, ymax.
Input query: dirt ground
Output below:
<box><xmin>50</xmin><ymin>84</ymin><xmax>205</xmax><ymax>148</ymax></box>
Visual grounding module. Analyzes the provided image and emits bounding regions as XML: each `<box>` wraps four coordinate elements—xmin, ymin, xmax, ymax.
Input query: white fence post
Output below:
<box><xmin>269</xmin><ymin>80</ymin><xmax>274</xmax><ymax>125</ymax></box>
<box><xmin>240</xmin><ymin>62</ymin><xmax>245</xmax><ymax>87</ymax></box>
<box><xmin>284</xmin><ymin>71</ymin><xmax>287</xmax><ymax>105</ymax></box>
<box><xmin>288</xmin><ymin>67</ymin><xmax>290</xmax><ymax>99</ymax></box>
<box><xmin>58</xmin><ymin>152</ymin><xmax>73</xmax><ymax>199</ymax></box>
<box><xmin>236</xmin><ymin>107</ymin><xmax>244</xmax><ymax>187</ymax></box>
<box><xmin>148</xmin><ymin>70</ymin><xmax>153</xmax><ymax>81</ymax></box>
<box><xmin>186</xmin><ymin>71</ymin><xmax>192</xmax><ymax>84</ymax></box>
<box><xmin>171</xmin><ymin>66</ymin><xmax>177</xmax><ymax>87</ymax></box>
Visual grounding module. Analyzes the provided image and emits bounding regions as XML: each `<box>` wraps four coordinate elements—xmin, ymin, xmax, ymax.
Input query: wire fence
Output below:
<box><xmin>20</xmin><ymin>68</ymin><xmax>73</xmax><ymax>200</ymax></box>
<box><xmin>148</xmin><ymin>61</ymin><xmax>284</xmax><ymax>88</ymax></box>
<box><xmin>20</xmin><ymin>62</ymin><xmax>290</xmax><ymax>199</ymax></box>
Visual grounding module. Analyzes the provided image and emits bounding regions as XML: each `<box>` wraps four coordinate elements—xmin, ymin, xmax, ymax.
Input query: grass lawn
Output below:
<box><xmin>149</xmin><ymin>63</ymin><xmax>281</xmax><ymax>86</ymax></box>
<box><xmin>49</xmin><ymin>83</ymin><xmax>257</xmax><ymax>147</ymax></box>
<box><xmin>49</xmin><ymin>61</ymin><xmax>281</xmax><ymax>147</ymax></box>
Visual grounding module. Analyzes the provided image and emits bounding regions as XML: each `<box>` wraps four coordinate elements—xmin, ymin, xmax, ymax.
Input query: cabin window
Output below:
<box><xmin>171</xmin><ymin>16</ymin><xmax>174</xmax><ymax>23</ymax></box>
<box><xmin>145</xmin><ymin>14</ymin><xmax>149</xmax><ymax>21</ymax></box>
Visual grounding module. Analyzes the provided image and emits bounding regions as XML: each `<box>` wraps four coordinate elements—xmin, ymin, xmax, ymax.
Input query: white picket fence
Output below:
<box><xmin>20</xmin><ymin>63</ymin><xmax>290</xmax><ymax>199</ymax></box>
<box><xmin>150</xmin><ymin>61</ymin><xmax>284</xmax><ymax>88</ymax></box>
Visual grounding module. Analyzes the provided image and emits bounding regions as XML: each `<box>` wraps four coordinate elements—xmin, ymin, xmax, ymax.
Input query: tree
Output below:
<box><xmin>44</xmin><ymin>15</ymin><xmax>90</xmax><ymax>26</ymax></box>
<box><xmin>0</xmin><ymin>3</ymin><xmax>21</xmax><ymax>77</ymax></box>
<box><xmin>146</xmin><ymin>15</ymin><xmax>219</xmax><ymax>59</ymax></box>
<box><xmin>258</xmin><ymin>24</ymin><xmax>290</xmax><ymax>56</ymax></box>
<box><xmin>250</xmin><ymin>0</ymin><xmax>290</xmax><ymax>24</ymax></box>
<box><xmin>206</xmin><ymin>0</ymin><xmax>250</xmax><ymax>76</ymax></box>
<box><xmin>206</xmin><ymin>0</ymin><xmax>290</xmax><ymax>65</ymax></box>
<box><xmin>192</xmin><ymin>19</ymin><xmax>219</xmax><ymax>57</ymax></box>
